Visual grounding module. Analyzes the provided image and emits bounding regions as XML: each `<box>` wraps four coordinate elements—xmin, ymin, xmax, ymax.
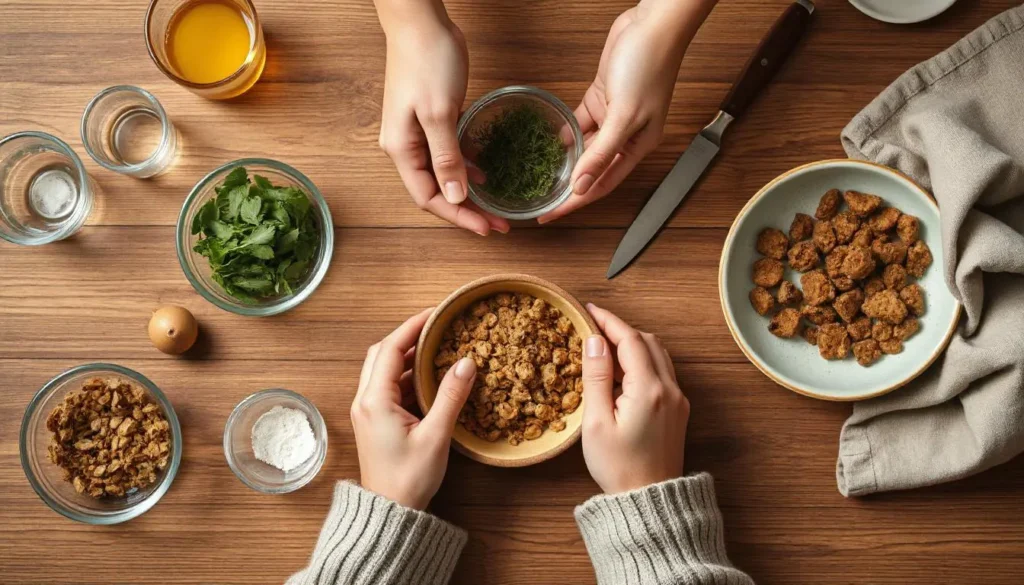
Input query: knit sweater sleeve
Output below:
<box><xmin>287</xmin><ymin>481</ymin><xmax>468</xmax><ymax>585</ymax></box>
<box><xmin>574</xmin><ymin>473</ymin><xmax>754</xmax><ymax>585</ymax></box>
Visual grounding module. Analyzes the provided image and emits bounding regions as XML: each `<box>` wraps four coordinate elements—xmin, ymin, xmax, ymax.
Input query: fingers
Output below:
<box><xmin>419</xmin><ymin>105</ymin><xmax>468</xmax><ymax>205</ymax></box>
<box><xmin>355</xmin><ymin>342</ymin><xmax>382</xmax><ymax>405</ymax></box>
<box><xmin>571</xmin><ymin>113</ymin><xmax>635</xmax><ymax>197</ymax></box>
<box><xmin>586</xmin><ymin>303</ymin><xmax>658</xmax><ymax>382</ymax></box>
<box><xmin>382</xmin><ymin>115</ymin><xmax>501</xmax><ymax>236</ymax></box>
<box><xmin>641</xmin><ymin>332</ymin><xmax>676</xmax><ymax>384</ymax></box>
<box><xmin>366</xmin><ymin>309</ymin><xmax>434</xmax><ymax>401</ymax></box>
<box><xmin>463</xmin><ymin>199</ymin><xmax>511</xmax><ymax>234</ymax></box>
<box><xmin>538</xmin><ymin>152</ymin><xmax>637</xmax><ymax>224</ymax></box>
<box><xmin>424</xmin><ymin>196</ymin><xmax>497</xmax><ymax>236</ymax></box>
<box><xmin>419</xmin><ymin>357</ymin><xmax>476</xmax><ymax>437</ymax></box>
<box><xmin>582</xmin><ymin>334</ymin><xmax>616</xmax><ymax>425</ymax></box>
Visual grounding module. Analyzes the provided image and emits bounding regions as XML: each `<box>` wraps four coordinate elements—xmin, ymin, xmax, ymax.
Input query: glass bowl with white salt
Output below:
<box><xmin>223</xmin><ymin>389</ymin><xmax>327</xmax><ymax>494</ymax></box>
<box><xmin>0</xmin><ymin>131</ymin><xmax>96</xmax><ymax>246</ymax></box>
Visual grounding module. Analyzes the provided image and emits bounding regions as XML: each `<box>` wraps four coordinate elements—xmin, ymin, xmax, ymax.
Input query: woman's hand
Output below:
<box><xmin>539</xmin><ymin>0</ymin><xmax>715</xmax><ymax>224</ymax></box>
<box><xmin>580</xmin><ymin>304</ymin><xmax>690</xmax><ymax>494</ymax></box>
<box><xmin>350</xmin><ymin>309</ymin><xmax>477</xmax><ymax>510</ymax></box>
<box><xmin>376</xmin><ymin>1</ymin><xmax>510</xmax><ymax>236</ymax></box>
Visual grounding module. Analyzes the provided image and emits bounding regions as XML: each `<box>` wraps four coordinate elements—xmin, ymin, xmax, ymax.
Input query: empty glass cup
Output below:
<box><xmin>81</xmin><ymin>86</ymin><xmax>178</xmax><ymax>178</ymax></box>
<box><xmin>0</xmin><ymin>132</ymin><xmax>95</xmax><ymax>246</ymax></box>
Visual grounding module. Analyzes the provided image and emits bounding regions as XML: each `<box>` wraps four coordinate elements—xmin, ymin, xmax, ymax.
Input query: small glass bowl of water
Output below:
<box><xmin>0</xmin><ymin>131</ymin><xmax>95</xmax><ymax>246</ymax></box>
<box><xmin>81</xmin><ymin>86</ymin><xmax>178</xmax><ymax>178</ymax></box>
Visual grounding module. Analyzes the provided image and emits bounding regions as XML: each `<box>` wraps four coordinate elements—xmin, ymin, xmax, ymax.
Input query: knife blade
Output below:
<box><xmin>607</xmin><ymin>0</ymin><xmax>815</xmax><ymax>279</ymax></box>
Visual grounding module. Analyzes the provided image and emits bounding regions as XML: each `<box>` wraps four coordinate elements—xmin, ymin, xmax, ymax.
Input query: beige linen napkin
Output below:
<box><xmin>836</xmin><ymin>5</ymin><xmax>1024</xmax><ymax>496</ymax></box>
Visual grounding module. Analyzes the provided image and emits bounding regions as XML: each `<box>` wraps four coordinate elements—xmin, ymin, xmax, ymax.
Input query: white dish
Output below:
<box><xmin>849</xmin><ymin>0</ymin><xmax>957</xmax><ymax>24</ymax></box>
<box><xmin>719</xmin><ymin>159</ymin><xmax>960</xmax><ymax>401</ymax></box>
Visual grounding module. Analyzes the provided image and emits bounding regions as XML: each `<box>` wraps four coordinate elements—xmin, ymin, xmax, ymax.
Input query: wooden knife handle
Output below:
<box><xmin>720</xmin><ymin>1</ymin><xmax>814</xmax><ymax>119</ymax></box>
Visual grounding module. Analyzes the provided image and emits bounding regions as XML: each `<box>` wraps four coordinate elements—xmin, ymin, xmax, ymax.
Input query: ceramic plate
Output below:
<box><xmin>719</xmin><ymin>160</ymin><xmax>960</xmax><ymax>401</ymax></box>
<box><xmin>849</xmin><ymin>0</ymin><xmax>957</xmax><ymax>24</ymax></box>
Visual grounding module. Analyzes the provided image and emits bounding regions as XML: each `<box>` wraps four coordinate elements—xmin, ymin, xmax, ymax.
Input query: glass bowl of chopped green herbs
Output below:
<box><xmin>176</xmin><ymin>160</ymin><xmax>334</xmax><ymax>316</ymax></box>
<box><xmin>458</xmin><ymin>86</ymin><xmax>583</xmax><ymax>220</ymax></box>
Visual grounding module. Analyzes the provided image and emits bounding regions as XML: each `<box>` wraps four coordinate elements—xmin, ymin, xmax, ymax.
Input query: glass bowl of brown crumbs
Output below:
<box><xmin>19</xmin><ymin>363</ymin><xmax>182</xmax><ymax>524</ymax></box>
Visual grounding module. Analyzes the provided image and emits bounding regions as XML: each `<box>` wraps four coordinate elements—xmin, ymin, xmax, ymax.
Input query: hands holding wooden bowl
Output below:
<box><xmin>349</xmin><ymin>275</ymin><xmax>690</xmax><ymax>509</ymax></box>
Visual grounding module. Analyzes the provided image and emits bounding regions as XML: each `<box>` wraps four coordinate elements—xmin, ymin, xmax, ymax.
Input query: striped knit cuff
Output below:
<box><xmin>292</xmin><ymin>481</ymin><xmax>468</xmax><ymax>585</ymax></box>
<box><xmin>574</xmin><ymin>474</ymin><xmax>753</xmax><ymax>585</ymax></box>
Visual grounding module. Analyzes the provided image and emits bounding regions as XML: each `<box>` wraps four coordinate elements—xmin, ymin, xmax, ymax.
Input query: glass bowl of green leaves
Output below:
<box><xmin>176</xmin><ymin>159</ymin><xmax>334</xmax><ymax>316</ymax></box>
<box><xmin>458</xmin><ymin>86</ymin><xmax>583</xmax><ymax>220</ymax></box>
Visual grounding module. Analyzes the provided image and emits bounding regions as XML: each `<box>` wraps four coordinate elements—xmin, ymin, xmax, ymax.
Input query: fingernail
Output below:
<box><xmin>454</xmin><ymin>357</ymin><xmax>477</xmax><ymax>379</ymax></box>
<box><xmin>586</xmin><ymin>335</ymin><xmax>606</xmax><ymax>358</ymax></box>
<box><xmin>574</xmin><ymin>174</ymin><xmax>595</xmax><ymax>195</ymax></box>
<box><xmin>445</xmin><ymin>181</ymin><xmax>465</xmax><ymax>204</ymax></box>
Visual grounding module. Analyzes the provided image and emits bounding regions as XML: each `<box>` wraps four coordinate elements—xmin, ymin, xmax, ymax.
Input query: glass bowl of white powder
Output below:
<box><xmin>223</xmin><ymin>389</ymin><xmax>327</xmax><ymax>494</ymax></box>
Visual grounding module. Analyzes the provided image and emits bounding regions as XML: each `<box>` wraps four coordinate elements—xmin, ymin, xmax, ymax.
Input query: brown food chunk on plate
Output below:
<box><xmin>756</xmin><ymin>228</ymin><xmax>789</xmax><ymax>260</ymax></box>
<box><xmin>787</xmin><ymin>241</ymin><xmax>819</xmax><ymax>272</ymax></box>
<box><xmin>825</xmin><ymin>245</ymin><xmax>849</xmax><ymax>279</ymax></box>
<box><xmin>817</xmin><ymin>323</ymin><xmax>851</xmax><ymax>360</ymax></box>
<box><xmin>869</xmin><ymin>207</ymin><xmax>901</xmax><ymax>233</ymax></box>
<box><xmin>769</xmin><ymin>308</ymin><xmax>802</xmax><ymax>338</ymax></box>
<box><xmin>906</xmin><ymin>240</ymin><xmax>933</xmax><ymax>277</ymax></box>
<box><xmin>872</xmin><ymin>235</ymin><xmax>908</xmax><ymax>265</ymax></box>
<box><xmin>752</xmin><ymin>258</ymin><xmax>784</xmax><ymax>288</ymax></box>
<box><xmin>894</xmin><ymin>317</ymin><xmax>920</xmax><ymax>341</ymax></box>
<box><xmin>843</xmin><ymin>190</ymin><xmax>883</xmax><ymax>216</ymax></box>
<box><xmin>812</xmin><ymin>220</ymin><xmax>837</xmax><ymax>254</ymax></box>
<box><xmin>883</xmin><ymin>263</ymin><xmax>907</xmax><ymax>291</ymax></box>
<box><xmin>871</xmin><ymin>321</ymin><xmax>894</xmax><ymax>342</ymax></box>
<box><xmin>897</xmin><ymin>214</ymin><xmax>920</xmax><ymax>244</ymax></box>
<box><xmin>749</xmin><ymin>287</ymin><xmax>775</xmax><ymax>316</ymax></box>
<box><xmin>802</xmin><ymin>304</ymin><xmax>838</xmax><ymax>325</ymax></box>
<box><xmin>850</xmin><ymin>226</ymin><xmax>874</xmax><ymax>248</ymax></box>
<box><xmin>833</xmin><ymin>288</ymin><xmax>865</xmax><ymax>323</ymax></box>
<box><xmin>852</xmin><ymin>339</ymin><xmax>883</xmax><ymax>367</ymax></box>
<box><xmin>847</xmin><ymin>316</ymin><xmax>871</xmax><ymax>341</ymax></box>
<box><xmin>832</xmin><ymin>211</ymin><xmax>860</xmax><ymax>244</ymax></box>
<box><xmin>777</xmin><ymin>280</ymin><xmax>803</xmax><ymax>305</ymax></box>
<box><xmin>815</xmin><ymin>189</ymin><xmax>842</xmax><ymax>220</ymax></box>
<box><xmin>864</xmin><ymin>277</ymin><xmax>886</xmax><ymax>298</ymax></box>
<box><xmin>802</xmin><ymin>325</ymin><xmax>819</xmax><ymax>345</ymax></box>
<box><xmin>842</xmin><ymin>245</ymin><xmax>876</xmax><ymax>280</ymax></box>
<box><xmin>862</xmin><ymin>290</ymin><xmax>908</xmax><ymax>324</ymax></box>
<box><xmin>899</xmin><ymin>283</ymin><xmax>926</xmax><ymax>315</ymax></box>
<box><xmin>789</xmin><ymin>213</ymin><xmax>814</xmax><ymax>241</ymax></box>
<box><xmin>800</xmin><ymin>271</ymin><xmax>836</xmax><ymax>306</ymax></box>
<box><xmin>832</xmin><ymin>276</ymin><xmax>857</xmax><ymax>292</ymax></box>
<box><xmin>879</xmin><ymin>338</ymin><xmax>904</xmax><ymax>355</ymax></box>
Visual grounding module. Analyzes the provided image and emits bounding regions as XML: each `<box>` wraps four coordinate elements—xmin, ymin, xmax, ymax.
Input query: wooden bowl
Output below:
<box><xmin>414</xmin><ymin>274</ymin><xmax>596</xmax><ymax>467</ymax></box>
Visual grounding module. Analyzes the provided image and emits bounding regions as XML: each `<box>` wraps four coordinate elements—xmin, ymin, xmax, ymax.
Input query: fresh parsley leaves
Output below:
<box><xmin>191</xmin><ymin>167</ymin><xmax>320</xmax><ymax>304</ymax></box>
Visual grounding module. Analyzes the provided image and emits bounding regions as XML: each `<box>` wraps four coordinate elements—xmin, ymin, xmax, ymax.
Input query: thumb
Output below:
<box><xmin>421</xmin><ymin>109</ymin><xmax>469</xmax><ymax>204</ymax></box>
<box><xmin>572</xmin><ymin>114</ymin><xmax>633</xmax><ymax>196</ymax></box>
<box><xmin>582</xmin><ymin>335</ymin><xmax>615</xmax><ymax>427</ymax></box>
<box><xmin>421</xmin><ymin>357</ymin><xmax>476</xmax><ymax>436</ymax></box>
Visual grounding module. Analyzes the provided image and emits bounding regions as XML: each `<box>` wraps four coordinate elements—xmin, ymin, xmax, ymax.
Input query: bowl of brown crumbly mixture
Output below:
<box><xmin>415</xmin><ymin>274</ymin><xmax>596</xmax><ymax>467</ymax></box>
<box><xmin>19</xmin><ymin>364</ymin><xmax>181</xmax><ymax>524</ymax></box>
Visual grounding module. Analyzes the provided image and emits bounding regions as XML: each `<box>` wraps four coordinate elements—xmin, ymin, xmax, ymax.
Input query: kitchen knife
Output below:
<box><xmin>607</xmin><ymin>0</ymin><xmax>815</xmax><ymax>279</ymax></box>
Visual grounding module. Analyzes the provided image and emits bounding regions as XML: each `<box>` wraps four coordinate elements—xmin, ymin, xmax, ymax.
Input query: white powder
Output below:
<box><xmin>251</xmin><ymin>406</ymin><xmax>316</xmax><ymax>472</ymax></box>
<box><xmin>29</xmin><ymin>168</ymin><xmax>77</xmax><ymax>219</ymax></box>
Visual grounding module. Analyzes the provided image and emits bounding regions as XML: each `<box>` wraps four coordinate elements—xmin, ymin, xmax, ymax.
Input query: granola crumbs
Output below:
<box><xmin>46</xmin><ymin>377</ymin><xmax>171</xmax><ymax>498</ymax></box>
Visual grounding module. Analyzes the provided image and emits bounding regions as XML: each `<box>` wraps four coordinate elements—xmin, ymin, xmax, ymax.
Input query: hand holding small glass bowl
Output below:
<box><xmin>176</xmin><ymin>159</ymin><xmax>334</xmax><ymax>316</ymax></box>
<box><xmin>457</xmin><ymin>86</ymin><xmax>583</xmax><ymax>221</ymax></box>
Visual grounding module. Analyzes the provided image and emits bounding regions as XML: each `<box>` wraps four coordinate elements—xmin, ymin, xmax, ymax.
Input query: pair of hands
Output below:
<box><xmin>377</xmin><ymin>0</ymin><xmax>712</xmax><ymax>235</ymax></box>
<box><xmin>351</xmin><ymin>304</ymin><xmax>689</xmax><ymax>510</ymax></box>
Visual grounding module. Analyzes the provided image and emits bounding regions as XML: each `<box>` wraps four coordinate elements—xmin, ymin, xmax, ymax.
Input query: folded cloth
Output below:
<box><xmin>836</xmin><ymin>5</ymin><xmax>1024</xmax><ymax>497</ymax></box>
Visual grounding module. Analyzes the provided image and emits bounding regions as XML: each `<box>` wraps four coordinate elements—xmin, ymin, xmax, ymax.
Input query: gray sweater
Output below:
<box><xmin>288</xmin><ymin>473</ymin><xmax>753</xmax><ymax>585</ymax></box>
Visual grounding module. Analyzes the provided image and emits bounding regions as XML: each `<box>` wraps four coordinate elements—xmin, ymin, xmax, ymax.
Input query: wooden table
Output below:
<box><xmin>2</xmin><ymin>0</ymin><xmax>1023</xmax><ymax>583</ymax></box>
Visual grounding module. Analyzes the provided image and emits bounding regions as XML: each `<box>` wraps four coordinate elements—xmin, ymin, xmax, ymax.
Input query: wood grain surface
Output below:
<box><xmin>2</xmin><ymin>0</ymin><xmax>1023</xmax><ymax>584</ymax></box>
